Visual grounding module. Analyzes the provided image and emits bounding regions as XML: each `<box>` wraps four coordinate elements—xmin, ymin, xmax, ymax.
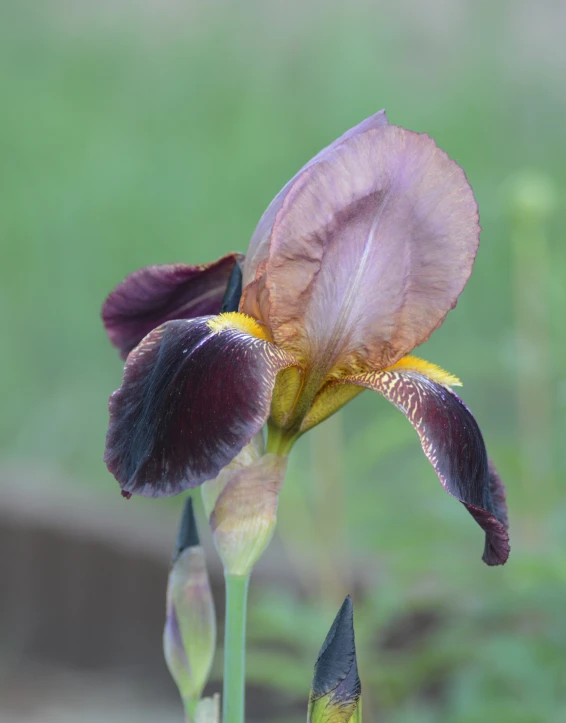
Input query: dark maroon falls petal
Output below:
<box><xmin>102</xmin><ymin>252</ymin><xmax>244</xmax><ymax>358</ymax></box>
<box><xmin>104</xmin><ymin>317</ymin><xmax>293</xmax><ymax>498</ymax></box>
<box><xmin>347</xmin><ymin>370</ymin><xmax>510</xmax><ymax>565</ymax></box>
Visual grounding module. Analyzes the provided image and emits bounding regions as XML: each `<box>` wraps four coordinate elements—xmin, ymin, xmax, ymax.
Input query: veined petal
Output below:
<box><xmin>105</xmin><ymin>316</ymin><xmax>295</xmax><ymax>497</ymax></box>
<box><xmin>102</xmin><ymin>252</ymin><xmax>244</xmax><ymax>358</ymax></box>
<box><xmin>242</xmin><ymin>123</ymin><xmax>479</xmax><ymax>375</ymax></box>
<box><xmin>343</xmin><ymin>365</ymin><xmax>509</xmax><ymax>565</ymax></box>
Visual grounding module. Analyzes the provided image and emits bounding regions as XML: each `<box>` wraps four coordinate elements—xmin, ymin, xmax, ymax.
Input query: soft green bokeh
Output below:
<box><xmin>2</xmin><ymin>1</ymin><xmax>565</xmax><ymax>721</ymax></box>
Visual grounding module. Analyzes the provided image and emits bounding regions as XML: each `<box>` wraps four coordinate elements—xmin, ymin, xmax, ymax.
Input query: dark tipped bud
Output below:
<box><xmin>312</xmin><ymin>596</ymin><xmax>357</xmax><ymax>698</ymax></box>
<box><xmin>164</xmin><ymin>499</ymin><xmax>216</xmax><ymax>716</ymax></box>
<box><xmin>308</xmin><ymin>596</ymin><xmax>362</xmax><ymax>723</ymax></box>
<box><xmin>175</xmin><ymin>496</ymin><xmax>200</xmax><ymax>560</ymax></box>
<box><xmin>220</xmin><ymin>261</ymin><xmax>243</xmax><ymax>313</ymax></box>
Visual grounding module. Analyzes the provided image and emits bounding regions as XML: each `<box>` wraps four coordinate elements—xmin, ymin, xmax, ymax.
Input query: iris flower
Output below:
<box><xmin>103</xmin><ymin>110</ymin><xmax>509</xmax><ymax>566</ymax></box>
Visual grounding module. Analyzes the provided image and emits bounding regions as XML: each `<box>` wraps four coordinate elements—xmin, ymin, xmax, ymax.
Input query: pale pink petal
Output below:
<box><xmin>243</xmin><ymin>124</ymin><xmax>479</xmax><ymax>374</ymax></box>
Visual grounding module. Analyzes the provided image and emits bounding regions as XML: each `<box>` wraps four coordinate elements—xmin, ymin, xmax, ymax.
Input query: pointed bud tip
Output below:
<box><xmin>312</xmin><ymin>595</ymin><xmax>357</xmax><ymax>698</ymax></box>
<box><xmin>220</xmin><ymin>261</ymin><xmax>243</xmax><ymax>313</ymax></box>
<box><xmin>175</xmin><ymin>496</ymin><xmax>200</xmax><ymax>557</ymax></box>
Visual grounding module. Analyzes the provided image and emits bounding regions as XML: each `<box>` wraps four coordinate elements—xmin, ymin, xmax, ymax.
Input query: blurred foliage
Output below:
<box><xmin>1</xmin><ymin>0</ymin><xmax>566</xmax><ymax>721</ymax></box>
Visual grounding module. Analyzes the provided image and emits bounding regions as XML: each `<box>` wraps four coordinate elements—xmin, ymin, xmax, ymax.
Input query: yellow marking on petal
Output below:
<box><xmin>207</xmin><ymin>312</ymin><xmax>271</xmax><ymax>341</ymax></box>
<box><xmin>326</xmin><ymin>354</ymin><xmax>371</xmax><ymax>380</ymax></box>
<box><xmin>386</xmin><ymin>355</ymin><xmax>462</xmax><ymax>388</ymax></box>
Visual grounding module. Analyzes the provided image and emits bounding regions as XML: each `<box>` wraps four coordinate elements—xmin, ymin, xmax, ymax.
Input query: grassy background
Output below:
<box><xmin>1</xmin><ymin>0</ymin><xmax>565</xmax><ymax>720</ymax></box>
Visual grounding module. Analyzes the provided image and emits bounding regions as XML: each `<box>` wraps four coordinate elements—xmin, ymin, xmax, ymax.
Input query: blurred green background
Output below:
<box><xmin>1</xmin><ymin>0</ymin><xmax>565</xmax><ymax>721</ymax></box>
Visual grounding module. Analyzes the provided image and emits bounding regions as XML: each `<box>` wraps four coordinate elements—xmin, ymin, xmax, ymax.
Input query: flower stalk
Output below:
<box><xmin>202</xmin><ymin>439</ymin><xmax>289</xmax><ymax>722</ymax></box>
<box><xmin>222</xmin><ymin>574</ymin><xmax>250</xmax><ymax>723</ymax></box>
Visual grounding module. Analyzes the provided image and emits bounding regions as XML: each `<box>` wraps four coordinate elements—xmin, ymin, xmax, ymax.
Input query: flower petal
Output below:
<box><xmin>345</xmin><ymin>367</ymin><xmax>509</xmax><ymax>565</ymax></box>
<box><xmin>102</xmin><ymin>253</ymin><xmax>244</xmax><ymax>358</ymax></box>
<box><xmin>242</xmin><ymin>123</ymin><xmax>479</xmax><ymax>375</ymax></box>
<box><xmin>105</xmin><ymin>317</ymin><xmax>295</xmax><ymax>497</ymax></box>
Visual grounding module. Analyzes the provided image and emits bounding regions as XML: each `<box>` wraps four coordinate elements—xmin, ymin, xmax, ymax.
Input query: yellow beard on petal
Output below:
<box><xmin>299</xmin><ymin>354</ymin><xmax>461</xmax><ymax>434</ymax></box>
<box><xmin>207</xmin><ymin>312</ymin><xmax>272</xmax><ymax>341</ymax></box>
<box><xmin>386</xmin><ymin>355</ymin><xmax>462</xmax><ymax>388</ymax></box>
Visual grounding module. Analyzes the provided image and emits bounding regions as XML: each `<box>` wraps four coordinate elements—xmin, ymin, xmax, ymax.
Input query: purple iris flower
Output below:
<box><xmin>102</xmin><ymin>110</ymin><xmax>509</xmax><ymax>566</ymax></box>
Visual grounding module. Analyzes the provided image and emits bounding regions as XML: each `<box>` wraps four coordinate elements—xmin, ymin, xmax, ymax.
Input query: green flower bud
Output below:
<box><xmin>308</xmin><ymin>596</ymin><xmax>362</xmax><ymax>723</ymax></box>
<box><xmin>201</xmin><ymin>435</ymin><xmax>287</xmax><ymax>577</ymax></box>
<box><xmin>164</xmin><ymin>497</ymin><xmax>216</xmax><ymax>717</ymax></box>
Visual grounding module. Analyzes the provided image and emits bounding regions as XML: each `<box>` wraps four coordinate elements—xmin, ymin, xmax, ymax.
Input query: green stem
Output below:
<box><xmin>223</xmin><ymin>574</ymin><xmax>250</xmax><ymax>723</ymax></box>
<box><xmin>183</xmin><ymin>698</ymin><xmax>198</xmax><ymax>723</ymax></box>
<box><xmin>266</xmin><ymin>420</ymin><xmax>299</xmax><ymax>456</ymax></box>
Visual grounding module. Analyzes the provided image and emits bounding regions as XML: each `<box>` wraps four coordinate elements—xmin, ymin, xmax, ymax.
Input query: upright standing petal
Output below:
<box><xmin>340</xmin><ymin>363</ymin><xmax>509</xmax><ymax>565</ymax></box>
<box><xmin>102</xmin><ymin>252</ymin><xmax>243</xmax><ymax>358</ymax></box>
<box><xmin>243</xmin><ymin>124</ymin><xmax>479</xmax><ymax>375</ymax></box>
<box><xmin>105</xmin><ymin>316</ymin><xmax>296</xmax><ymax>497</ymax></box>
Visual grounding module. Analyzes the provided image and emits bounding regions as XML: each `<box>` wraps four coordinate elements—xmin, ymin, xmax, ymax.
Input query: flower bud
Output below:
<box><xmin>201</xmin><ymin>435</ymin><xmax>287</xmax><ymax>577</ymax></box>
<box><xmin>308</xmin><ymin>596</ymin><xmax>362</xmax><ymax>723</ymax></box>
<box><xmin>164</xmin><ymin>497</ymin><xmax>216</xmax><ymax>715</ymax></box>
